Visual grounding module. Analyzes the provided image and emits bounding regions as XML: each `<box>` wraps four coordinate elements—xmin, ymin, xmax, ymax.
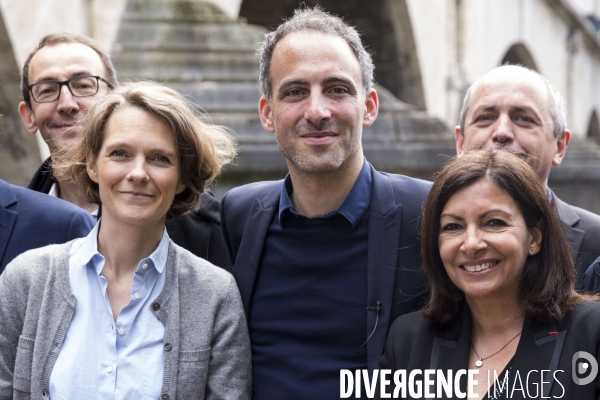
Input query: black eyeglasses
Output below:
<box><xmin>28</xmin><ymin>75</ymin><xmax>113</xmax><ymax>103</ymax></box>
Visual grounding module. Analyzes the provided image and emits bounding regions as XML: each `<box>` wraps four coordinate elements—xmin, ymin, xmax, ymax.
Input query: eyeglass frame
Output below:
<box><xmin>27</xmin><ymin>75</ymin><xmax>114</xmax><ymax>103</ymax></box>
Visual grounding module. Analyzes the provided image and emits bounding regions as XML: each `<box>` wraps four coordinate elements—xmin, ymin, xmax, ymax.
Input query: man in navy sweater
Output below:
<box><xmin>221</xmin><ymin>7</ymin><xmax>431</xmax><ymax>398</ymax></box>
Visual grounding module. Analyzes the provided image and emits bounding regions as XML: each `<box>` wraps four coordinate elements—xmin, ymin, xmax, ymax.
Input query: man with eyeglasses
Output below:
<box><xmin>17</xmin><ymin>32</ymin><xmax>233</xmax><ymax>271</ymax></box>
<box><xmin>19</xmin><ymin>33</ymin><xmax>117</xmax><ymax>216</ymax></box>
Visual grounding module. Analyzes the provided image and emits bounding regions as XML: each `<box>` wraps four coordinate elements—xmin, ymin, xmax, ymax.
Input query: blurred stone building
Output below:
<box><xmin>1</xmin><ymin>0</ymin><xmax>599</xmax><ymax>211</ymax></box>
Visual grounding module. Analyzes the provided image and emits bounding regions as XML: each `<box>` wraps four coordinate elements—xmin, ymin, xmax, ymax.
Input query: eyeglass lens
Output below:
<box><xmin>31</xmin><ymin>76</ymin><xmax>99</xmax><ymax>102</ymax></box>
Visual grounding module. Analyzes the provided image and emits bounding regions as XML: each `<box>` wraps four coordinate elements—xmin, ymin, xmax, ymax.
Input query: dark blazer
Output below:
<box><xmin>379</xmin><ymin>301</ymin><xmax>600</xmax><ymax>399</ymax></box>
<box><xmin>555</xmin><ymin>196</ymin><xmax>600</xmax><ymax>288</ymax></box>
<box><xmin>165</xmin><ymin>190</ymin><xmax>232</xmax><ymax>271</ymax></box>
<box><xmin>0</xmin><ymin>179</ymin><xmax>94</xmax><ymax>273</ymax></box>
<box><xmin>28</xmin><ymin>158</ymin><xmax>232</xmax><ymax>271</ymax></box>
<box><xmin>221</xmin><ymin>166</ymin><xmax>432</xmax><ymax>372</ymax></box>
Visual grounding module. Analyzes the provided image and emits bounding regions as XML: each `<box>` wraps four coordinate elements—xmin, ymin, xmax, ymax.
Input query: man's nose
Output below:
<box><xmin>56</xmin><ymin>85</ymin><xmax>80</xmax><ymax>114</ymax></box>
<box><xmin>491</xmin><ymin>115</ymin><xmax>514</xmax><ymax>147</ymax></box>
<box><xmin>303</xmin><ymin>92</ymin><xmax>331</xmax><ymax>126</ymax></box>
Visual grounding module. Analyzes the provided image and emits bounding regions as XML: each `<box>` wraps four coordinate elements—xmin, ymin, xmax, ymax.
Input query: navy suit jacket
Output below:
<box><xmin>379</xmin><ymin>300</ymin><xmax>600</xmax><ymax>399</ymax></box>
<box><xmin>221</xmin><ymin>166</ymin><xmax>432</xmax><ymax>372</ymax></box>
<box><xmin>0</xmin><ymin>179</ymin><xmax>94</xmax><ymax>273</ymax></box>
<box><xmin>579</xmin><ymin>257</ymin><xmax>600</xmax><ymax>292</ymax></box>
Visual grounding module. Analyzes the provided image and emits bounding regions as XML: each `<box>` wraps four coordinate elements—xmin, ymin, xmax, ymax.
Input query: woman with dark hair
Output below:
<box><xmin>379</xmin><ymin>150</ymin><xmax>600</xmax><ymax>399</ymax></box>
<box><xmin>0</xmin><ymin>82</ymin><xmax>250</xmax><ymax>399</ymax></box>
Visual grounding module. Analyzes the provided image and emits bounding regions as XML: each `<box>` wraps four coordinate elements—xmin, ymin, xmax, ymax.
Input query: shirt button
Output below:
<box><xmin>106</xmin><ymin>366</ymin><xmax>113</xmax><ymax>373</ymax></box>
<box><xmin>118</xmin><ymin>328</ymin><xmax>125</xmax><ymax>335</ymax></box>
<box><xmin>134</xmin><ymin>292</ymin><xmax>140</xmax><ymax>299</ymax></box>
<box><xmin>143</xmin><ymin>263</ymin><xmax>148</xmax><ymax>270</ymax></box>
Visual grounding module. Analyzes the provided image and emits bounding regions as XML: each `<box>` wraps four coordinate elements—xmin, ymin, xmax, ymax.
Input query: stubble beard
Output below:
<box><xmin>46</xmin><ymin>126</ymin><xmax>82</xmax><ymax>156</ymax></box>
<box><xmin>278</xmin><ymin>120</ymin><xmax>361</xmax><ymax>174</ymax></box>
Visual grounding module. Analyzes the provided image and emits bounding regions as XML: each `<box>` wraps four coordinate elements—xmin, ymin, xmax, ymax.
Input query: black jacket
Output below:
<box><xmin>28</xmin><ymin>158</ymin><xmax>232</xmax><ymax>271</ymax></box>
<box><xmin>379</xmin><ymin>301</ymin><xmax>600</xmax><ymax>399</ymax></box>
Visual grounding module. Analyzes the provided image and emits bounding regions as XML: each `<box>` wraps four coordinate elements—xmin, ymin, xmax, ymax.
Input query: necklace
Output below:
<box><xmin>471</xmin><ymin>331</ymin><xmax>521</xmax><ymax>368</ymax></box>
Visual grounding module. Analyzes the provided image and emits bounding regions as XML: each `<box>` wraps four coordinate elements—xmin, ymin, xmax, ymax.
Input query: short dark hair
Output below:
<box><xmin>420</xmin><ymin>149</ymin><xmax>578</xmax><ymax>326</ymax></box>
<box><xmin>258</xmin><ymin>6</ymin><xmax>374</xmax><ymax>101</ymax></box>
<box><xmin>21</xmin><ymin>32</ymin><xmax>118</xmax><ymax>107</ymax></box>
<box><xmin>54</xmin><ymin>82</ymin><xmax>236</xmax><ymax>218</ymax></box>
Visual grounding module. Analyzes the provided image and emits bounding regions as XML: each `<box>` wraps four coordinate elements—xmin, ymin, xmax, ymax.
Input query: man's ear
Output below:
<box><xmin>18</xmin><ymin>101</ymin><xmax>38</xmax><ymax>133</ymax></box>
<box><xmin>86</xmin><ymin>152</ymin><xmax>99</xmax><ymax>184</ymax></box>
<box><xmin>362</xmin><ymin>88</ymin><xmax>379</xmax><ymax>127</ymax></box>
<box><xmin>455</xmin><ymin>126</ymin><xmax>466</xmax><ymax>155</ymax></box>
<box><xmin>552</xmin><ymin>129</ymin><xmax>571</xmax><ymax>166</ymax></box>
<box><xmin>259</xmin><ymin>96</ymin><xmax>275</xmax><ymax>133</ymax></box>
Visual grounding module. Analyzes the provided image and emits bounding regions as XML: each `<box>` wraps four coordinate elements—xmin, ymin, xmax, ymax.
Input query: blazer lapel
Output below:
<box><xmin>429</xmin><ymin>310</ymin><xmax>471</xmax><ymax>399</ymax></box>
<box><xmin>554</xmin><ymin>195</ymin><xmax>584</xmax><ymax>257</ymax></box>
<box><xmin>232</xmin><ymin>194</ymin><xmax>278</xmax><ymax>317</ymax></box>
<box><xmin>510</xmin><ymin>320</ymin><xmax>566</xmax><ymax>398</ymax></box>
<box><xmin>0</xmin><ymin>181</ymin><xmax>18</xmax><ymax>268</ymax></box>
<box><xmin>366</xmin><ymin>171</ymin><xmax>403</xmax><ymax>371</ymax></box>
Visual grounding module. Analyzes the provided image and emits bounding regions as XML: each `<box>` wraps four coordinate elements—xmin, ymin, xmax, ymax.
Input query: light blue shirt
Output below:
<box><xmin>49</xmin><ymin>221</ymin><xmax>169</xmax><ymax>400</ymax></box>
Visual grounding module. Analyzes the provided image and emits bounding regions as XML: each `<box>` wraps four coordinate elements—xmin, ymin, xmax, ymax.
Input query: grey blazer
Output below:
<box><xmin>0</xmin><ymin>241</ymin><xmax>251</xmax><ymax>400</ymax></box>
<box><xmin>555</xmin><ymin>196</ymin><xmax>600</xmax><ymax>287</ymax></box>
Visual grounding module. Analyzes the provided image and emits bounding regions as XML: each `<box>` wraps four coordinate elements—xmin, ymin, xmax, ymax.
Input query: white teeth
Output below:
<box><xmin>463</xmin><ymin>262</ymin><xmax>495</xmax><ymax>272</ymax></box>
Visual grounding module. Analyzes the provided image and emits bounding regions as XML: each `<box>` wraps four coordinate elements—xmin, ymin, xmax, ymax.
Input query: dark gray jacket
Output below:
<box><xmin>555</xmin><ymin>196</ymin><xmax>600</xmax><ymax>288</ymax></box>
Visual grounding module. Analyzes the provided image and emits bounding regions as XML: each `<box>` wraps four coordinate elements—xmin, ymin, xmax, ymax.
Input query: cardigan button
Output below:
<box><xmin>152</xmin><ymin>302</ymin><xmax>161</xmax><ymax>311</ymax></box>
<box><xmin>161</xmin><ymin>395</ymin><xmax>169</xmax><ymax>400</ymax></box>
<box><xmin>164</xmin><ymin>343</ymin><xmax>172</xmax><ymax>351</ymax></box>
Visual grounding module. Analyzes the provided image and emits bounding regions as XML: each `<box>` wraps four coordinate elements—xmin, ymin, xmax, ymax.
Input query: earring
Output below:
<box><xmin>529</xmin><ymin>248</ymin><xmax>535</xmax><ymax>255</ymax></box>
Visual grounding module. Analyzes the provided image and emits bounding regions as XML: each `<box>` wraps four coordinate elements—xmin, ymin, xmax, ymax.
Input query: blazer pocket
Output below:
<box><xmin>13</xmin><ymin>335</ymin><xmax>35</xmax><ymax>393</ymax></box>
<box><xmin>176</xmin><ymin>348</ymin><xmax>211</xmax><ymax>400</ymax></box>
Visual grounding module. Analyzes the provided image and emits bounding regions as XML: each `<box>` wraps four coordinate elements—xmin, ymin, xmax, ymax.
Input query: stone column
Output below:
<box><xmin>0</xmin><ymin>10</ymin><xmax>40</xmax><ymax>186</ymax></box>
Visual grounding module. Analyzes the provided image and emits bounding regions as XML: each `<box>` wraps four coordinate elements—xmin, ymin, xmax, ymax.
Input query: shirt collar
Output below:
<box><xmin>48</xmin><ymin>182</ymin><xmax>59</xmax><ymax>198</ymax></box>
<box><xmin>278</xmin><ymin>158</ymin><xmax>372</xmax><ymax>228</ymax></box>
<box><xmin>75</xmin><ymin>219</ymin><xmax>170</xmax><ymax>274</ymax></box>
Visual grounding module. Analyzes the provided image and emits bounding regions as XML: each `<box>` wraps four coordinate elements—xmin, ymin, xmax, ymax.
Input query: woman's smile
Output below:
<box><xmin>460</xmin><ymin>260</ymin><xmax>499</xmax><ymax>273</ymax></box>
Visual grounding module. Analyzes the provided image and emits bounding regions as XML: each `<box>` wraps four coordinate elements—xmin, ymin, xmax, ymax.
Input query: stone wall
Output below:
<box><xmin>0</xmin><ymin>8</ymin><xmax>39</xmax><ymax>185</ymax></box>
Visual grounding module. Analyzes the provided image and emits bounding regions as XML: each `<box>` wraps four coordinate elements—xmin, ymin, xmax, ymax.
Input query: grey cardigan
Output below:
<box><xmin>0</xmin><ymin>241</ymin><xmax>251</xmax><ymax>400</ymax></box>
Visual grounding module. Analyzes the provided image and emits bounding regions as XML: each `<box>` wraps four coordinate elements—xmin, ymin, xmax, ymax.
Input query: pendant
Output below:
<box><xmin>475</xmin><ymin>359</ymin><xmax>483</xmax><ymax>367</ymax></box>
